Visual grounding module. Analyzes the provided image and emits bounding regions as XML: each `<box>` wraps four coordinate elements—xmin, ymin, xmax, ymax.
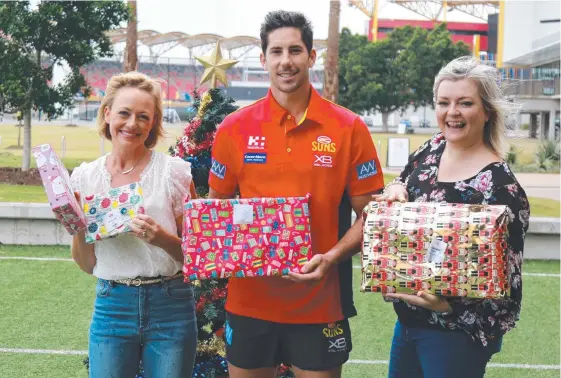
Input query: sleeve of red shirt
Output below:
<box><xmin>347</xmin><ymin>117</ymin><xmax>385</xmax><ymax>195</ymax></box>
<box><xmin>208</xmin><ymin>123</ymin><xmax>238</xmax><ymax>196</ymax></box>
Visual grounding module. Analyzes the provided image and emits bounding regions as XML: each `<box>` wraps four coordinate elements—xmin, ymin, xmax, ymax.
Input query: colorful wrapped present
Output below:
<box><xmin>182</xmin><ymin>195</ymin><xmax>312</xmax><ymax>281</ymax></box>
<box><xmin>82</xmin><ymin>183</ymin><xmax>145</xmax><ymax>244</ymax></box>
<box><xmin>361</xmin><ymin>201</ymin><xmax>510</xmax><ymax>299</ymax></box>
<box><xmin>33</xmin><ymin>144</ymin><xmax>86</xmax><ymax>235</ymax></box>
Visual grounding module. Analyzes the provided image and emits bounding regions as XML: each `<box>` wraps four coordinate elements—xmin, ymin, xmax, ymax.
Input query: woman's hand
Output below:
<box><xmin>376</xmin><ymin>182</ymin><xmax>409</xmax><ymax>203</ymax></box>
<box><xmin>385</xmin><ymin>291</ymin><xmax>452</xmax><ymax>313</ymax></box>
<box><xmin>130</xmin><ymin>214</ymin><xmax>167</xmax><ymax>248</ymax></box>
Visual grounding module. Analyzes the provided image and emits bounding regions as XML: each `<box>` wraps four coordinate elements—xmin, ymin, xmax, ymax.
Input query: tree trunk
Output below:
<box><xmin>323</xmin><ymin>0</ymin><xmax>340</xmax><ymax>103</ymax></box>
<box><xmin>17</xmin><ymin>123</ymin><xmax>22</xmax><ymax>147</ymax></box>
<box><xmin>22</xmin><ymin>108</ymin><xmax>32</xmax><ymax>171</ymax></box>
<box><xmin>382</xmin><ymin>112</ymin><xmax>389</xmax><ymax>133</ymax></box>
<box><xmin>124</xmin><ymin>1</ymin><xmax>138</xmax><ymax>72</ymax></box>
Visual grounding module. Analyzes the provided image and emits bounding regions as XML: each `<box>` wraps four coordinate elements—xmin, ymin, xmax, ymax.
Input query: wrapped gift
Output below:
<box><xmin>82</xmin><ymin>183</ymin><xmax>145</xmax><ymax>244</ymax></box>
<box><xmin>361</xmin><ymin>201</ymin><xmax>511</xmax><ymax>299</ymax></box>
<box><xmin>33</xmin><ymin>144</ymin><xmax>86</xmax><ymax>235</ymax></box>
<box><xmin>182</xmin><ymin>195</ymin><xmax>312</xmax><ymax>281</ymax></box>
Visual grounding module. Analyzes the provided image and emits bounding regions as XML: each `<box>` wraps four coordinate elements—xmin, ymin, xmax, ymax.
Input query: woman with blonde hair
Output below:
<box><xmin>71</xmin><ymin>71</ymin><xmax>197</xmax><ymax>377</ymax></box>
<box><xmin>378</xmin><ymin>56</ymin><xmax>530</xmax><ymax>377</ymax></box>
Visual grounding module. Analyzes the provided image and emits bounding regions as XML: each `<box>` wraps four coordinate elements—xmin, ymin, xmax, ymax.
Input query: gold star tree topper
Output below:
<box><xmin>195</xmin><ymin>41</ymin><xmax>239</xmax><ymax>89</ymax></box>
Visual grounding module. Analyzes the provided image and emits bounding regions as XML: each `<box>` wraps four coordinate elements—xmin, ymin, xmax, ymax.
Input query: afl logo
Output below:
<box><xmin>312</xmin><ymin>136</ymin><xmax>336</xmax><ymax>153</ymax></box>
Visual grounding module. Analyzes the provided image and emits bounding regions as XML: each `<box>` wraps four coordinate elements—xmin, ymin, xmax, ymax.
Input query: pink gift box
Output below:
<box><xmin>33</xmin><ymin>144</ymin><xmax>86</xmax><ymax>235</ymax></box>
<box><xmin>182</xmin><ymin>195</ymin><xmax>313</xmax><ymax>281</ymax></box>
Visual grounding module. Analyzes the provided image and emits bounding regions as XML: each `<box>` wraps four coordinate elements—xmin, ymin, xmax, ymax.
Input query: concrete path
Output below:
<box><xmin>515</xmin><ymin>173</ymin><xmax>560</xmax><ymax>201</ymax></box>
<box><xmin>384</xmin><ymin>169</ymin><xmax>559</xmax><ymax>201</ymax></box>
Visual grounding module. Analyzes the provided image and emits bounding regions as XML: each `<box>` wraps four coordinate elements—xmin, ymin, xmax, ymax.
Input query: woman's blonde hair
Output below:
<box><xmin>433</xmin><ymin>56</ymin><xmax>516</xmax><ymax>157</ymax></box>
<box><xmin>97</xmin><ymin>71</ymin><xmax>164</xmax><ymax>149</ymax></box>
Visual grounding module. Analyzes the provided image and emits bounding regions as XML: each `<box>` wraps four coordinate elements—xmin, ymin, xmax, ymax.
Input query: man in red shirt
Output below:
<box><xmin>209</xmin><ymin>10</ymin><xmax>385</xmax><ymax>378</ymax></box>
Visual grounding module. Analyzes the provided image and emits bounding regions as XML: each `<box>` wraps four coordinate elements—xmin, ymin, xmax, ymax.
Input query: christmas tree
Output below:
<box><xmin>169</xmin><ymin>85</ymin><xmax>294</xmax><ymax>378</ymax></box>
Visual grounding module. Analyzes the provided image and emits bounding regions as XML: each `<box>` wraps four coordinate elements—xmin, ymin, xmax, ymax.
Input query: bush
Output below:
<box><xmin>505</xmin><ymin>144</ymin><xmax>519</xmax><ymax>165</ymax></box>
<box><xmin>537</xmin><ymin>140</ymin><xmax>561</xmax><ymax>162</ymax></box>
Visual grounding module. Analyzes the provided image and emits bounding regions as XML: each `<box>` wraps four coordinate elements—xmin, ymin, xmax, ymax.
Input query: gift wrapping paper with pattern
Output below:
<box><xmin>182</xmin><ymin>196</ymin><xmax>312</xmax><ymax>281</ymax></box>
<box><xmin>32</xmin><ymin>144</ymin><xmax>86</xmax><ymax>235</ymax></box>
<box><xmin>82</xmin><ymin>183</ymin><xmax>145</xmax><ymax>244</ymax></box>
<box><xmin>361</xmin><ymin>201</ymin><xmax>511</xmax><ymax>299</ymax></box>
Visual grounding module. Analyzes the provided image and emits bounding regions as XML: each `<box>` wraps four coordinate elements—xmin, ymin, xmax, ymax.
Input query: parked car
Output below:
<box><xmin>400</xmin><ymin>119</ymin><xmax>412</xmax><ymax>128</ymax></box>
<box><xmin>360</xmin><ymin>116</ymin><xmax>374</xmax><ymax>127</ymax></box>
<box><xmin>163</xmin><ymin>108</ymin><xmax>181</xmax><ymax>123</ymax></box>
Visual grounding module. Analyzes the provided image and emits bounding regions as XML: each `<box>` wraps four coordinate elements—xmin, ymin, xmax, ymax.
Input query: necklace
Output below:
<box><xmin>112</xmin><ymin>150</ymin><xmax>149</xmax><ymax>175</ymax></box>
<box><xmin>120</xmin><ymin>166</ymin><xmax>136</xmax><ymax>175</ymax></box>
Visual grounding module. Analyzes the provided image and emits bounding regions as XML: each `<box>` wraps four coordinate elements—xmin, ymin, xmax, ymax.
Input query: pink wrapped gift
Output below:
<box><xmin>182</xmin><ymin>195</ymin><xmax>312</xmax><ymax>281</ymax></box>
<box><xmin>33</xmin><ymin>144</ymin><xmax>86</xmax><ymax>235</ymax></box>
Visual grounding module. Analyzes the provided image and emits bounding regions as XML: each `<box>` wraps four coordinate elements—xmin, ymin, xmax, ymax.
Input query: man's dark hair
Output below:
<box><xmin>260</xmin><ymin>10</ymin><xmax>314</xmax><ymax>54</ymax></box>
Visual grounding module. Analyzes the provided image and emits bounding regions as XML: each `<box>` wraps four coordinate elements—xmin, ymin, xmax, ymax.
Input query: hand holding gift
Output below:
<box><xmin>285</xmin><ymin>253</ymin><xmax>335</xmax><ymax>283</ymax></box>
<box><xmin>33</xmin><ymin>144</ymin><xmax>87</xmax><ymax>235</ymax></box>
<box><xmin>377</xmin><ymin>180</ymin><xmax>408</xmax><ymax>203</ymax></box>
<box><xmin>82</xmin><ymin>182</ymin><xmax>145</xmax><ymax>244</ymax></box>
<box><xmin>129</xmin><ymin>214</ymin><xmax>167</xmax><ymax>248</ymax></box>
<box><xmin>385</xmin><ymin>291</ymin><xmax>452</xmax><ymax>313</ymax></box>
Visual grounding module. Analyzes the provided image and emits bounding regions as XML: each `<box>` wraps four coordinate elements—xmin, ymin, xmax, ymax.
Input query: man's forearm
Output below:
<box><xmin>324</xmin><ymin>217</ymin><xmax>363</xmax><ymax>265</ymax></box>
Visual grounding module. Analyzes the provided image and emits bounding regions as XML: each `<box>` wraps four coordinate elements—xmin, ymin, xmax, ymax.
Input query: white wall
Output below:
<box><xmin>503</xmin><ymin>0</ymin><xmax>561</xmax><ymax>64</ymax></box>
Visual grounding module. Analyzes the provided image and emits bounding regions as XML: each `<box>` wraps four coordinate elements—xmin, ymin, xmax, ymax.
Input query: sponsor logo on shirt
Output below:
<box><xmin>248</xmin><ymin>136</ymin><xmax>266</xmax><ymax>150</ymax></box>
<box><xmin>312</xmin><ymin>135</ymin><xmax>336</xmax><ymax>153</ymax></box>
<box><xmin>313</xmin><ymin>154</ymin><xmax>333</xmax><ymax>168</ymax></box>
<box><xmin>244</xmin><ymin>153</ymin><xmax>267</xmax><ymax>164</ymax></box>
<box><xmin>356</xmin><ymin>160</ymin><xmax>378</xmax><ymax>180</ymax></box>
<box><xmin>211</xmin><ymin>158</ymin><xmax>226</xmax><ymax>179</ymax></box>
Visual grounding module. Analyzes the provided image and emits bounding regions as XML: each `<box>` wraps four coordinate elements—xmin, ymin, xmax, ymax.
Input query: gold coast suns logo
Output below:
<box><xmin>312</xmin><ymin>136</ymin><xmax>336</xmax><ymax>153</ymax></box>
<box><xmin>322</xmin><ymin>322</ymin><xmax>344</xmax><ymax>338</ymax></box>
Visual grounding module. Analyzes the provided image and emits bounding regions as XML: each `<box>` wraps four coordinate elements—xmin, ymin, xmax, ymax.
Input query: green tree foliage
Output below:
<box><xmin>0</xmin><ymin>1</ymin><xmax>130</xmax><ymax>170</ymax></box>
<box><xmin>338</xmin><ymin>24</ymin><xmax>470</xmax><ymax>131</ymax></box>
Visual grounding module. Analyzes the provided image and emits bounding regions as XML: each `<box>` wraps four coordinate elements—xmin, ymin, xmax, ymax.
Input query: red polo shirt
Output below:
<box><xmin>209</xmin><ymin>87</ymin><xmax>384</xmax><ymax>323</ymax></box>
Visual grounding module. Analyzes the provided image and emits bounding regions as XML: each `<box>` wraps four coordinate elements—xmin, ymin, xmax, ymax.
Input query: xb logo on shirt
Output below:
<box><xmin>312</xmin><ymin>135</ymin><xmax>336</xmax><ymax>153</ymax></box>
<box><xmin>313</xmin><ymin>155</ymin><xmax>333</xmax><ymax>168</ymax></box>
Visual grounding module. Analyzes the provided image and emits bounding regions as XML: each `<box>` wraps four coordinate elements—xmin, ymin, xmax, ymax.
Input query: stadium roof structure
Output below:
<box><xmin>390</xmin><ymin>0</ymin><xmax>499</xmax><ymax>21</ymax></box>
<box><xmin>350</xmin><ymin>0</ymin><xmax>498</xmax><ymax>22</ymax></box>
<box><xmin>105</xmin><ymin>28</ymin><xmax>328</xmax><ymax>57</ymax></box>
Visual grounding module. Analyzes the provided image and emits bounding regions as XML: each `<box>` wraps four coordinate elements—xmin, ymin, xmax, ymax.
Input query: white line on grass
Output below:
<box><xmin>0</xmin><ymin>349</ymin><xmax>558</xmax><ymax>370</ymax></box>
<box><xmin>347</xmin><ymin>360</ymin><xmax>560</xmax><ymax>370</ymax></box>
<box><xmin>0</xmin><ymin>348</ymin><xmax>87</xmax><ymax>355</ymax></box>
<box><xmin>351</xmin><ymin>265</ymin><xmax>560</xmax><ymax>277</ymax></box>
<box><xmin>0</xmin><ymin>256</ymin><xmax>73</xmax><ymax>262</ymax></box>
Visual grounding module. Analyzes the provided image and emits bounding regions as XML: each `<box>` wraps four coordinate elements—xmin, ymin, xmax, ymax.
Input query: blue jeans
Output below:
<box><xmin>388</xmin><ymin>321</ymin><xmax>501</xmax><ymax>378</ymax></box>
<box><xmin>89</xmin><ymin>277</ymin><xmax>198</xmax><ymax>378</ymax></box>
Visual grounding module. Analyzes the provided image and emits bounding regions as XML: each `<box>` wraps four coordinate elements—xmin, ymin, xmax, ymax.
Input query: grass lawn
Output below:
<box><xmin>0</xmin><ymin>182</ymin><xmax>557</xmax><ymax>218</ymax></box>
<box><xmin>0</xmin><ymin>123</ymin><xmax>183</xmax><ymax>169</ymax></box>
<box><xmin>0</xmin><ymin>245</ymin><xmax>559</xmax><ymax>377</ymax></box>
<box><xmin>0</xmin><ymin>123</ymin><xmax>545</xmax><ymax>170</ymax></box>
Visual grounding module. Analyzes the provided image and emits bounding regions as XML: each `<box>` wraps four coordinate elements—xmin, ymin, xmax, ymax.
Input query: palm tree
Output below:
<box><xmin>323</xmin><ymin>0</ymin><xmax>341</xmax><ymax>103</ymax></box>
<box><xmin>124</xmin><ymin>1</ymin><xmax>137</xmax><ymax>72</ymax></box>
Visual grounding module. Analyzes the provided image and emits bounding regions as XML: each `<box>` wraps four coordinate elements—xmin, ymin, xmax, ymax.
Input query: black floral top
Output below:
<box><xmin>390</xmin><ymin>133</ymin><xmax>530</xmax><ymax>347</ymax></box>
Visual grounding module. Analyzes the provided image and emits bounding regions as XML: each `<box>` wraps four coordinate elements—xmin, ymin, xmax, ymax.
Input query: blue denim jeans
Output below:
<box><xmin>89</xmin><ymin>277</ymin><xmax>198</xmax><ymax>378</ymax></box>
<box><xmin>388</xmin><ymin>320</ymin><xmax>501</xmax><ymax>378</ymax></box>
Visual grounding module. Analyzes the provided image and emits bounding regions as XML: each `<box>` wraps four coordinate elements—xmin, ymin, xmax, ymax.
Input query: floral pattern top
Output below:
<box><xmin>390</xmin><ymin>133</ymin><xmax>530</xmax><ymax>347</ymax></box>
